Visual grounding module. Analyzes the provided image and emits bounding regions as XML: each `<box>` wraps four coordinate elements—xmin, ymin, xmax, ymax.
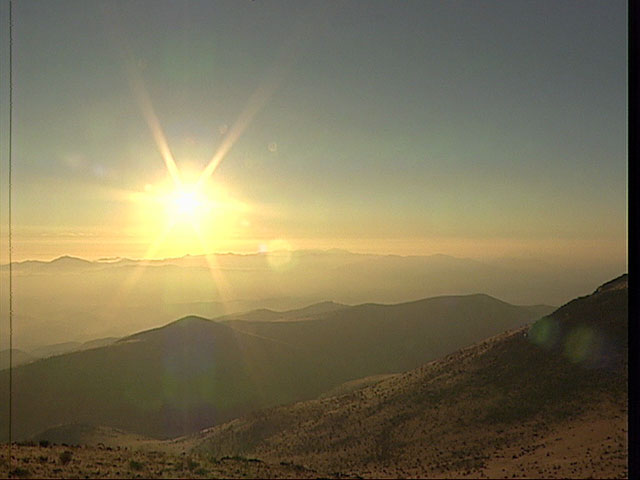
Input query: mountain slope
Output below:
<box><xmin>0</xmin><ymin>316</ymin><xmax>313</xmax><ymax>440</ymax></box>
<box><xmin>0</xmin><ymin>294</ymin><xmax>549</xmax><ymax>442</ymax></box>
<box><xmin>221</xmin><ymin>294</ymin><xmax>553</xmax><ymax>382</ymax></box>
<box><xmin>190</xmin><ymin>275</ymin><xmax>627</xmax><ymax>478</ymax></box>
<box><xmin>0</xmin><ymin>349</ymin><xmax>37</xmax><ymax>370</ymax></box>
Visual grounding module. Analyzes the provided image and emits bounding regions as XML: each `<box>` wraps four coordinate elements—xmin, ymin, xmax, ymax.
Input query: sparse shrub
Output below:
<box><xmin>194</xmin><ymin>467</ymin><xmax>208</xmax><ymax>475</ymax></box>
<box><xmin>38</xmin><ymin>456</ymin><xmax>48</xmax><ymax>464</ymax></box>
<box><xmin>186</xmin><ymin>457</ymin><xmax>199</xmax><ymax>470</ymax></box>
<box><xmin>225</xmin><ymin>455</ymin><xmax>259</xmax><ymax>463</ymax></box>
<box><xmin>9</xmin><ymin>467</ymin><xmax>30</xmax><ymax>478</ymax></box>
<box><xmin>129</xmin><ymin>460</ymin><xmax>144</xmax><ymax>471</ymax></box>
<box><xmin>59</xmin><ymin>450</ymin><xmax>73</xmax><ymax>465</ymax></box>
<box><xmin>38</xmin><ymin>440</ymin><xmax>49</xmax><ymax>448</ymax></box>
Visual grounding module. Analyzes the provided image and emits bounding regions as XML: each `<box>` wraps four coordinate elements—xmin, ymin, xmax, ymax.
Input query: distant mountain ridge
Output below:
<box><xmin>213</xmin><ymin>301</ymin><xmax>348</xmax><ymax>323</ymax></box>
<box><xmin>2</xmin><ymin>249</ymin><xmax>622</xmax><ymax>350</ymax></box>
<box><xmin>0</xmin><ymin>337</ymin><xmax>119</xmax><ymax>370</ymax></box>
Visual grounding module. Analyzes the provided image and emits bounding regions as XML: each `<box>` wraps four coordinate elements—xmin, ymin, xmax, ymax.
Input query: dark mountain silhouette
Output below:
<box><xmin>221</xmin><ymin>294</ymin><xmax>552</xmax><ymax>381</ymax></box>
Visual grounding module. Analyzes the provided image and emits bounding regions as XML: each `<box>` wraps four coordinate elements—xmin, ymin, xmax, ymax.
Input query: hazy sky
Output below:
<box><xmin>0</xmin><ymin>0</ymin><xmax>627</xmax><ymax>264</ymax></box>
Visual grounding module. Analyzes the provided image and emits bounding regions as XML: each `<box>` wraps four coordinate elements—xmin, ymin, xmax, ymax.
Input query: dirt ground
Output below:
<box><xmin>0</xmin><ymin>444</ymin><xmax>352</xmax><ymax>479</ymax></box>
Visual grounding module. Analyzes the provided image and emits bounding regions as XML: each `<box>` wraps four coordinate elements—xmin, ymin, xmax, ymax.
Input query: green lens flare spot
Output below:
<box><xmin>564</xmin><ymin>326</ymin><xmax>595</xmax><ymax>364</ymax></box>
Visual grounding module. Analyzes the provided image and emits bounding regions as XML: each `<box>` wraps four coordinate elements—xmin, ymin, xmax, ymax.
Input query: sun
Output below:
<box><xmin>152</xmin><ymin>183</ymin><xmax>219</xmax><ymax>227</ymax></box>
<box><xmin>169</xmin><ymin>187</ymin><xmax>204</xmax><ymax>218</ymax></box>
<box><xmin>131</xmin><ymin>178</ymin><xmax>253</xmax><ymax>258</ymax></box>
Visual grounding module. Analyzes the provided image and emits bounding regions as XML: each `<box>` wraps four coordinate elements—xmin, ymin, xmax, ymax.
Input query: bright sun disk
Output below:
<box><xmin>173</xmin><ymin>190</ymin><xmax>201</xmax><ymax>215</ymax></box>
<box><xmin>164</xmin><ymin>185</ymin><xmax>209</xmax><ymax>222</ymax></box>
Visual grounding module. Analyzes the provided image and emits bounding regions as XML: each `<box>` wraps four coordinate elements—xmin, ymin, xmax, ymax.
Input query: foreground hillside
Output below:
<box><xmin>185</xmin><ymin>275</ymin><xmax>628</xmax><ymax>478</ymax></box>
<box><xmin>0</xmin><ymin>294</ymin><xmax>550</xmax><ymax>441</ymax></box>
<box><xmin>0</xmin><ymin>443</ymin><xmax>350</xmax><ymax>479</ymax></box>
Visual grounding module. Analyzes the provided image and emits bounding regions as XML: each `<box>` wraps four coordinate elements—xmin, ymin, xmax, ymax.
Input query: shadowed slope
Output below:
<box><xmin>0</xmin><ymin>316</ymin><xmax>312</xmax><ymax>440</ymax></box>
<box><xmin>222</xmin><ymin>294</ymin><xmax>553</xmax><ymax>381</ymax></box>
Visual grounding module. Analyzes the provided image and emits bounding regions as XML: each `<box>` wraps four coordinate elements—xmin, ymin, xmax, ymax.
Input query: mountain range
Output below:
<box><xmin>1</xmin><ymin>249</ymin><xmax>622</xmax><ymax>351</ymax></box>
<box><xmin>0</xmin><ymin>292</ymin><xmax>551</xmax><ymax>441</ymax></box>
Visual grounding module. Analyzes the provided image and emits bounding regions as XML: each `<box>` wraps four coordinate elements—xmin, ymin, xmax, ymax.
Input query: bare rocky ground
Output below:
<box><xmin>0</xmin><ymin>444</ymin><xmax>352</xmax><ymax>479</ymax></box>
<box><xmin>0</xmin><ymin>404</ymin><xmax>627</xmax><ymax>480</ymax></box>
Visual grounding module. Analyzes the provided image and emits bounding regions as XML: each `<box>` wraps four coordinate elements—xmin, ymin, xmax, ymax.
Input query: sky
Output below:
<box><xmin>0</xmin><ymin>0</ymin><xmax>628</xmax><ymax>266</ymax></box>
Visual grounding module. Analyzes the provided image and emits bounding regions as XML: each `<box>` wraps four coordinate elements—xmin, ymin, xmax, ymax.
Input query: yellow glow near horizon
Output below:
<box><xmin>130</xmin><ymin>179</ymin><xmax>253</xmax><ymax>258</ymax></box>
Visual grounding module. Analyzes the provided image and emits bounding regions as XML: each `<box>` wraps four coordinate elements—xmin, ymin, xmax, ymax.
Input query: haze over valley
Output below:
<box><xmin>0</xmin><ymin>249</ymin><xmax>622</xmax><ymax>351</ymax></box>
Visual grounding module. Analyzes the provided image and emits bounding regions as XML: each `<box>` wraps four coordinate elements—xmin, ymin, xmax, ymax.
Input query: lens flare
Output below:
<box><xmin>529</xmin><ymin>317</ymin><xmax>561</xmax><ymax>349</ymax></box>
<box><xmin>564</xmin><ymin>326</ymin><xmax>598</xmax><ymax>364</ymax></box>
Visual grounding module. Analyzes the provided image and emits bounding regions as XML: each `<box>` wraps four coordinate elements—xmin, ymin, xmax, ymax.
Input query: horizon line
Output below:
<box><xmin>1</xmin><ymin>249</ymin><xmax>470</xmax><ymax>266</ymax></box>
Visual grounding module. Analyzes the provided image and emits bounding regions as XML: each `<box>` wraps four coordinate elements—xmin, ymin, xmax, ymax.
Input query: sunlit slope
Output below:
<box><xmin>222</xmin><ymin>294</ymin><xmax>553</xmax><ymax>382</ymax></box>
<box><xmin>191</xmin><ymin>275</ymin><xmax>627</xmax><ymax>478</ymax></box>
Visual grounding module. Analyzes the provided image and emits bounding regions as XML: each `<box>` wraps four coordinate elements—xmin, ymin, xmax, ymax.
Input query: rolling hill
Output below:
<box><xmin>187</xmin><ymin>275</ymin><xmax>628</xmax><ymax>478</ymax></box>
<box><xmin>0</xmin><ymin>293</ymin><xmax>551</xmax><ymax>442</ymax></box>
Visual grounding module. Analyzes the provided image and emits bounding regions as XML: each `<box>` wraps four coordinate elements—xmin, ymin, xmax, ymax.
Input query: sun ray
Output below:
<box><xmin>103</xmin><ymin>3</ymin><xmax>313</xmax><ymax>265</ymax></box>
<box><xmin>191</xmin><ymin>222</ymin><xmax>235</xmax><ymax>315</ymax></box>
<box><xmin>196</xmin><ymin>75</ymin><xmax>283</xmax><ymax>188</ymax></box>
<box><xmin>196</xmin><ymin>25</ymin><xmax>305</xmax><ymax>188</ymax></box>
<box><xmin>111</xmin><ymin>220</ymin><xmax>176</xmax><ymax>308</ymax></box>
<box><xmin>102</xmin><ymin>4</ymin><xmax>182</xmax><ymax>187</ymax></box>
<box><xmin>127</xmin><ymin>65</ymin><xmax>183</xmax><ymax>188</ymax></box>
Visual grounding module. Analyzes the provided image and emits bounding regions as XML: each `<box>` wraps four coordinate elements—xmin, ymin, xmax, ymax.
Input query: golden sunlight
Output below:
<box><xmin>165</xmin><ymin>186</ymin><xmax>207</xmax><ymax>221</ymax></box>
<box><xmin>130</xmin><ymin>178</ymin><xmax>253</xmax><ymax>259</ymax></box>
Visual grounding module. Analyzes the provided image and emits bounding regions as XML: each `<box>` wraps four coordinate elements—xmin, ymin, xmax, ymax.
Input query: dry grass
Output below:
<box><xmin>185</xmin><ymin>323</ymin><xmax>627</xmax><ymax>479</ymax></box>
<box><xmin>0</xmin><ymin>443</ymin><xmax>350</xmax><ymax>479</ymax></box>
